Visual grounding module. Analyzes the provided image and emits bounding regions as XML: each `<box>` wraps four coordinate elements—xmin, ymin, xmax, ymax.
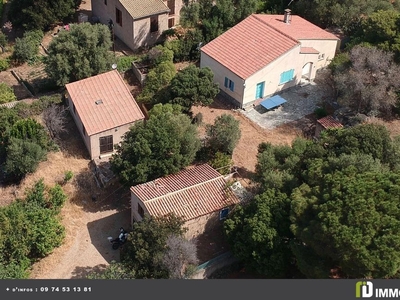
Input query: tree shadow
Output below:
<box><xmin>194</xmin><ymin>217</ymin><xmax>231</xmax><ymax>264</ymax></box>
<box><xmin>70</xmin><ymin>264</ymin><xmax>108</xmax><ymax>279</ymax></box>
<box><xmin>84</xmin><ymin>208</ymin><xmax>132</xmax><ymax>265</ymax></box>
<box><xmin>70</xmin><ymin>168</ymin><xmax>131</xmax><ymax>213</ymax></box>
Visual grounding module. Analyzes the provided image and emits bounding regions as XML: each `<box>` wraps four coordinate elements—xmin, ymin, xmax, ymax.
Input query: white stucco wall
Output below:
<box><xmin>298</xmin><ymin>39</ymin><xmax>340</xmax><ymax>69</ymax></box>
<box><xmin>133</xmin><ymin>14</ymin><xmax>169</xmax><ymax>49</ymax></box>
<box><xmin>200</xmin><ymin>52</ymin><xmax>244</xmax><ymax>107</ymax></box>
<box><xmin>89</xmin><ymin>122</ymin><xmax>136</xmax><ymax>160</ymax></box>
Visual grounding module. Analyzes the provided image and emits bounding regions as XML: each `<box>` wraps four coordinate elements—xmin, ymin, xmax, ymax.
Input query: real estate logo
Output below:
<box><xmin>356</xmin><ymin>281</ymin><xmax>400</xmax><ymax>298</ymax></box>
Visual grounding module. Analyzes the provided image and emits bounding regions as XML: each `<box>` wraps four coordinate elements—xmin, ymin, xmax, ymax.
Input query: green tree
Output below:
<box><xmin>0</xmin><ymin>107</ymin><xmax>20</xmax><ymax>163</ymax></box>
<box><xmin>0</xmin><ymin>180</ymin><xmax>66</xmax><ymax>278</ymax></box>
<box><xmin>168</xmin><ymin>65</ymin><xmax>219</xmax><ymax>112</ymax></box>
<box><xmin>8</xmin><ymin>0</ymin><xmax>81</xmax><ymax>31</ymax></box>
<box><xmin>290</xmin><ymin>170</ymin><xmax>400</xmax><ymax>278</ymax></box>
<box><xmin>12</xmin><ymin>30</ymin><xmax>43</xmax><ymax>64</ymax></box>
<box><xmin>121</xmin><ymin>214</ymin><xmax>186</xmax><ymax>279</ymax></box>
<box><xmin>4</xmin><ymin>138</ymin><xmax>47</xmax><ymax>181</ymax></box>
<box><xmin>110</xmin><ymin>106</ymin><xmax>201</xmax><ymax>185</ymax></box>
<box><xmin>224</xmin><ymin>189</ymin><xmax>294</xmax><ymax>278</ymax></box>
<box><xmin>9</xmin><ymin>118</ymin><xmax>52</xmax><ymax>150</ymax></box>
<box><xmin>44</xmin><ymin>23</ymin><xmax>113</xmax><ymax>86</ymax></box>
<box><xmin>205</xmin><ymin>114</ymin><xmax>241</xmax><ymax>155</ymax></box>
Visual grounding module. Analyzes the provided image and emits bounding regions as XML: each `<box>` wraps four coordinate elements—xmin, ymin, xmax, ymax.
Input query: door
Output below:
<box><xmin>302</xmin><ymin>62</ymin><xmax>312</xmax><ymax>79</ymax></box>
<box><xmin>255</xmin><ymin>81</ymin><xmax>265</xmax><ymax>99</ymax></box>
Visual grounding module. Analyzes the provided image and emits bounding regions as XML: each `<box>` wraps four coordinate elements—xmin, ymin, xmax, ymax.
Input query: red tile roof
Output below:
<box><xmin>256</xmin><ymin>14</ymin><xmax>340</xmax><ymax>40</ymax></box>
<box><xmin>66</xmin><ymin>70</ymin><xmax>145</xmax><ymax>135</ymax></box>
<box><xmin>130</xmin><ymin>164</ymin><xmax>241</xmax><ymax>221</ymax></box>
<box><xmin>200</xmin><ymin>14</ymin><xmax>300</xmax><ymax>79</ymax></box>
<box><xmin>317</xmin><ymin>115</ymin><xmax>343</xmax><ymax>129</ymax></box>
<box><xmin>201</xmin><ymin>13</ymin><xmax>339</xmax><ymax>79</ymax></box>
<box><xmin>300</xmin><ymin>47</ymin><xmax>319</xmax><ymax>54</ymax></box>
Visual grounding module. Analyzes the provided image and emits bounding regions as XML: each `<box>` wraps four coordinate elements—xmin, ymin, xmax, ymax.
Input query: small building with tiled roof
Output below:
<box><xmin>315</xmin><ymin>115</ymin><xmax>343</xmax><ymax>138</ymax></box>
<box><xmin>130</xmin><ymin>164</ymin><xmax>241</xmax><ymax>239</ymax></box>
<box><xmin>200</xmin><ymin>9</ymin><xmax>340</xmax><ymax>109</ymax></box>
<box><xmin>92</xmin><ymin>0</ymin><xmax>183</xmax><ymax>51</ymax></box>
<box><xmin>65</xmin><ymin>70</ymin><xmax>145</xmax><ymax>160</ymax></box>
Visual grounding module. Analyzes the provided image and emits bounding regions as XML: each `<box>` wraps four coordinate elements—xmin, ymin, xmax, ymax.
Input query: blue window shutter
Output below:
<box><xmin>224</xmin><ymin>77</ymin><xmax>228</xmax><ymax>88</ymax></box>
<box><xmin>230</xmin><ymin>81</ymin><xmax>234</xmax><ymax>91</ymax></box>
<box><xmin>290</xmin><ymin>69</ymin><xmax>294</xmax><ymax>80</ymax></box>
<box><xmin>280</xmin><ymin>72</ymin><xmax>285</xmax><ymax>84</ymax></box>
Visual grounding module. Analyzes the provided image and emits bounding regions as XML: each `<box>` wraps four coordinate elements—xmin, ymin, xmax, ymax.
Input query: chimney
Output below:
<box><xmin>284</xmin><ymin>9</ymin><xmax>292</xmax><ymax>24</ymax></box>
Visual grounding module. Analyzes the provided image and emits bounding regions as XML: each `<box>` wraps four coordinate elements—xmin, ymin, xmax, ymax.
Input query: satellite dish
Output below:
<box><xmin>112</xmin><ymin>63</ymin><xmax>117</xmax><ymax>70</ymax></box>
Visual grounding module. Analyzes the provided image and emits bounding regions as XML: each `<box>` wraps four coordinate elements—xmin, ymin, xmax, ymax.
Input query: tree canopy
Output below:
<box><xmin>224</xmin><ymin>123</ymin><xmax>400</xmax><ymax>278</ymax></box>
<box><xmin>8</xmin><ymin>0</ymin><xmax>81</xmax><ymax>31</ymax></box>
<box><xmin>44</xmin><ymin>23</ymin><xmax>113</xmax><ymax>86</ymax></box>
<box><xmin>333</xmin><ymin>45</ymin><xmax>400</xmax><ymax>116</ymax></box>
<box><xmin>168</xmin><ymin>65</ymin><xmax>219</xmax><ymax>112</ymax></box>
<box><xmin>110</xmin><ymin>104</ymin><xmax>201</xmax><ymax>185</ymax></box>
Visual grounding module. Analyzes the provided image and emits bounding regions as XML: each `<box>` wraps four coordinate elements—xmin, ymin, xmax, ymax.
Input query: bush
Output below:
<box><xmin>208</xmin><ymin>152</ymin><xmax>233</xmax><ymax>175</ymax></box>
<box><xmin>314</xmin><ymin>107</ymin><xmax>328</xmax><ymax>119</ymax></box>
<box><xmin>0</xmin><ymin>58</ymin><xmax>10</xmax><ymax>71</ymax></box>
<box><xmin>192</xmin><ymin>112</ymin><xmax>203</xmax><ymax>125</ymax></box>
<box><xmin>0</xmin><ymin>83</ymin><xmax>17</xmax><ymax>104</ymax></box>
<box><xmin>12</xmin><ymin>30</ymin><xmax>43</xmax><ymax>64</ymax></box>
<box><xmin>63</xmin><ymin>170</ymin><xmax>73</xmax><ymax>183</ymax></box>
<box><xmin>0</xmin><ymin>32</ymin><xmax>7</xmax><ymax>48</ymax></box>
<box><xmin>117</xmin><ymin>55</ymin><xmax>138</xmax><ymax>72</ymax></box>
<box><xmin>328</xmin><ymin>52</ymin><xmax>351</xmax><ymax>75</ymax></box>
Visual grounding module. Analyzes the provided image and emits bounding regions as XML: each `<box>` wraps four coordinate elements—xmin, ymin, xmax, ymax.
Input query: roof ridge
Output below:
<box><xmin>252</xmin><ymin>14</ymin><xmax>300</xmax><ymax>45</ymax></box>
<box><xmin>142</xmin><ymin>175</ymin><xmax>225</xmax><ymax>203</ymax></box>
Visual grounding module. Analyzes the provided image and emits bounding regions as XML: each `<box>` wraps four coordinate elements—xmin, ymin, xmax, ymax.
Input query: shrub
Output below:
<box><xmin>192</xmin><ymin>112</ymin><xmax>203</xmax><ymax>125</ymax></box>
<box><xmin>63</xmin><ymin>170</ymin><xmax>73</xmax><ymax>183</ymax></box>
<box><xmin>0</xmin><ymin>32</ymin><xmax>7</xmax><ymax>48</ymax></box>
<box><xmin>12</xmin><ymin>30</ymin><xmax>43</xmax><ymax>64</ymax></box>
<box><xmin>0</xmin><ymin>83</ymin><xmax>17</xmax><ymax>104</ymax></box>
<box><xmin>117</xmin><ymin>55</ymin><xmax>138</xmax><ymax>72</ymax></box>
<box><xmin>314</xmin><ymin>107</ymin><xmax>328</xmax><ymax>119</ymax></box>
<box><xmin>0</xmin><ymin>58</ymin><xmax>10</xmax><ymax>71</ymax></box>
<box><xmin>208</xmin><ymin>152</ymin><xmax>233</xmax><ymax>175</ymax></box>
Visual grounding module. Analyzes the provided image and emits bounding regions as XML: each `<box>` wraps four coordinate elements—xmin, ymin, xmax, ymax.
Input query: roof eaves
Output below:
<box><xmin>132</xmin><ymin>9</ymin><xmax>170</xmax><ymax>20</ymax></box>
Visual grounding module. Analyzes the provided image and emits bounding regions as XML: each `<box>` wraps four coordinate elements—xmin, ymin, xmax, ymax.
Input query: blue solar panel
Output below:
<box><xmin>260</xmin><ymin>95</ymin><xmax>287</xmax><ymax>110</ymax></box>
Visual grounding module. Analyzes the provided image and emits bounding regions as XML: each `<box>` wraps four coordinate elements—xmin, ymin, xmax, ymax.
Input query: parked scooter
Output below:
<box><xmin>108</xmin><ymin>227</ymin><xmax>128</xmax><ymax>250</ymax></box>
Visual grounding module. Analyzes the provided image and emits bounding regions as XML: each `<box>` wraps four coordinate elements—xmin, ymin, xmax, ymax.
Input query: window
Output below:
<box><xmin>82</xmin><ymin>124</ymin><xmax>86</xmax><ymax>136</ymax></box>
<box><xmin>318</xmin><ymin>53</ymin><xmax>325</xmax><ymax>60</ymax></box>
<box><xmin>219</xmin><ymin>208</ymin><xmax>229</xmax><ymax>220</ymax></box>
<box><xmin>116</xmin><ymin>8</ymin><xmax>122</xmax><ymax>26</ymax></box>
<box><xmin>72</xmin><ymin>103</ymin><xmax>76</xmax><ymax>114</ymax></box>
<box><xmin>99</xmin><ymin>135</ymin><xmax>113</xmax><ymax>154</ymax></box>
<box><xmin>150</xmin><ymin>16</ymin><xmax>158</xmax><ymax>33</ymax></box>
<box><xmin>104</xmin><ymin>0</ymin><xmax>107</xmax><ymax>5</ymax></box>
<box><xmin>224</xmin><ymin>77</ymin><xmax>235</xmax><ymax>92</ymax></box>
<box><xmin>279</xmin><ymin>69</ymin><xmax>294</xmax><ymax>85</ymax></box>
<box><xmin>138</xmin><ymin>204</ymin><xmax>144</xmax><ymax>218</ymax></box>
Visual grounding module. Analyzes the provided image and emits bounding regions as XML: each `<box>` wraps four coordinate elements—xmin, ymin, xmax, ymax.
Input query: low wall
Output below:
<box><xmin>131</xmin><ymin>61</ymin><xmax>147</xmax><ymax>87</ymax></box>
<box><xmin>191</xmin><ymin>251</ymin><xmax>238</xmax><ymax>279</ymax></box>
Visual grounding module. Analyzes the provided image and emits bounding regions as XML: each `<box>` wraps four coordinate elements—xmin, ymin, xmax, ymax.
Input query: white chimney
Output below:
<box><xmin>284</xmin><ymin>9</ymin><xmax>292</xmax><ymax>24</ymax></box>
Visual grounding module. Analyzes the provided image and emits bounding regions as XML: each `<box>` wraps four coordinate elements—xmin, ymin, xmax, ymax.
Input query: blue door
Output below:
<box><xmin>256</xmin><ymin>82</ymin><xmax>265</xmax><ymax>99</ymax></box>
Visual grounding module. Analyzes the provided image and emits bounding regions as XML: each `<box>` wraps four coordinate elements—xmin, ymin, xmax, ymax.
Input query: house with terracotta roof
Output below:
<box><xmin>130</xmin><ymin>164</ymin><xmax>241</xmax><ymax>239</ymax></box>
<box><xmin>315</xmin><ymin>115</ymin><xmax>343</xmax><ymax>138</ymax></box>
<box><xmin>200</xmin><ymin>9</ymin><xmax>340</xmax><ymax>109</ymax></box>
<box><xmin>91</xmin><ymin>0</ymin><xmax>183</xmax><ymax>51</ymax></box>
<box><xmin>65</xmin><ymin>70</ymin><xmax>145</xmax><ymax>160</ymax></box>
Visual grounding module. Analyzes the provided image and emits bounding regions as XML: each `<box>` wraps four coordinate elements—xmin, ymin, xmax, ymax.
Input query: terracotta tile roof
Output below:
<box><xmin>120</xmin><ymin>0</ymin><xmax>169</xmax><ymax>20</ymax></box>
<box><xmin>256</xmin><ymin>14</ymin><xmax>340</xmax><ymax>40</ymax></box>
<box><xmin>65</xmin><ymin>70</ymin><xmax>145</xmax><ymax>136</ymax></box>
<box><xmin>317</xmin><ymin>115</ymin><xmax>343</xmax><ymax>129</ymax></box>
<box><xmin>130</xmin><ymin>164</ymin><xmax>241</xmax><ymax>221</ymax></box>
<box><xmin>200</xmin><ymin>14</ymin><xmax>300</xmax><ymax>79</ymax></box>
<box><xmin>300</xmin><ymin>47</ymin><xmax>319</xmax><ymax>54</ymax></box>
